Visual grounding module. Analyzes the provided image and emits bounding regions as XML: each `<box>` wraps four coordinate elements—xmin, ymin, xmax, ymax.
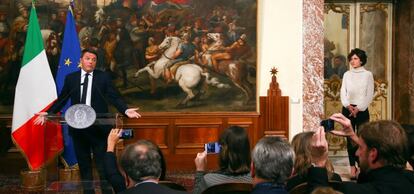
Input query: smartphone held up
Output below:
<box><xmin>205</xmin><ymin>142</ymin><xmax>221</xmax><ymax>154</ymax></box>
<box><xmin>120</xmin><ymin>129</ymin><xmax>134</xmax><ymax>139</ymax></box>
<box><xmin>320</xmin><ymin>119</ymin><xmax>335</xmax><ymax>132</ymax></box>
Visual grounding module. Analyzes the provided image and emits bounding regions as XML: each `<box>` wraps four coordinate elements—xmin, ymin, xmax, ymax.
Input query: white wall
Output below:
<box><xmin>258</xmin><ymin>0</ymin><xmax>303</xmax><ymax>139</ymax></box>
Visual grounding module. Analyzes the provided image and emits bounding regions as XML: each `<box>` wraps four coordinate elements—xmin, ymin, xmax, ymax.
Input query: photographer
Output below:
<box><xmin>104</xmin><ymin>128</ymin><xmax>166</xmax><ymax>193</ymax></box>
<box><xmin>193</xmin><ymin>126</ymin><xmax>252</xmax><ymax>194</ymax></box>
<box><xmin>308</xmin><ymin>113</ymin><xmax>414</xmax><ymax>194</ymax></box>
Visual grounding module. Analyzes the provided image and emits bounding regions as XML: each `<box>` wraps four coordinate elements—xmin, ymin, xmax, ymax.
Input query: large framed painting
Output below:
<box><xmin>0</xmin><ymin>0</ymin><xmax>257</xmax><ymax>113</ymax></box>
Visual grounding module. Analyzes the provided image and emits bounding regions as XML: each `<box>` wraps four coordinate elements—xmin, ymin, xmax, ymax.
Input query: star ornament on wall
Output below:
<box><xmin>270</xmin><ymin>67</ymin><xmax>278</xmax><ymax>75</ymax></box>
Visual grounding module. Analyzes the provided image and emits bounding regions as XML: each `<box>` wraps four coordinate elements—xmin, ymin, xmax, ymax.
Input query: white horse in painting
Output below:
<box><xmin>135</xmin><ymin>36</ymin><xmax>226</xmax><ymax>106</ymax></box>
<box><xmin>201</xmin><ymin>33</ymin><xmax>225</xmax><ymax>66</ymax></box>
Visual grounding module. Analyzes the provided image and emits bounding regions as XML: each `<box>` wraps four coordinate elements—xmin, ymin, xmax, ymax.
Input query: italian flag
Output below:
<box><xmin>11</xmin><ymin>5</ymin><xmax>63</xmax><ymax>170</ymax></box>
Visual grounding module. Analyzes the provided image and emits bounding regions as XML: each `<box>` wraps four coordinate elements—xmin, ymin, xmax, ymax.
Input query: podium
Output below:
<box><xmin>46</xmin><ymin>104</ymin><xmax>125</xmax><ymax>129</ymax></box>
<box><xmin>21</xmin><ymin>104</ymin><xmax>125</xmax><ymax>193</ymax></box>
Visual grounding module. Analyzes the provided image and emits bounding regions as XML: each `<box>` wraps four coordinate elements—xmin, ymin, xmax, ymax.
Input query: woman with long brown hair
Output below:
<box><xmin>287</xmin><ymin>131</ymin><xmax>342</xmax><ymax>191</ymax></box>
<box><xmin>193</xmin><ymin>126</ymin><xmax>252</xmax><ymax>194</ymax></box>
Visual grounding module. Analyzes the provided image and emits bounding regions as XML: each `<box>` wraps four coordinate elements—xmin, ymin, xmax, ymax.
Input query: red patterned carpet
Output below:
<box><xmin>165</xmin><ymin>171</ymin><xmax>195</xmax><ymax>192</ymax></box>
<box><xmin>0</xmin><ymin>171</ymin><xmax>195</xmax><ymax>194</ymax></box>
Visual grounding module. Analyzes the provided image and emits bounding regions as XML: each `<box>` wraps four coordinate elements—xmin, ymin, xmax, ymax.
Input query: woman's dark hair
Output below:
<box><xmin>347</xmin><ymin>48</ymin><xmax>367</xmax><ymax>66</ymax></box>
<box><xmin>218</xmin><ymin>126</ymin><xmax>251</xmax><ymax>175</ymax></box>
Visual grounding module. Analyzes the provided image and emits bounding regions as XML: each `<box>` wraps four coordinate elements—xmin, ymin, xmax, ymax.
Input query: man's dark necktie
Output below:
<box><xmin>80</xmin><ymin>73</ymin><xmax>90</xmax><ymax>104</ymax></box>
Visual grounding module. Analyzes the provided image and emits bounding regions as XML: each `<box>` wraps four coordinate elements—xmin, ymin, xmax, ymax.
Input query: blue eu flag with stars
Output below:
<box><xmin>55</xmin><ymin>5</ymin><xmax>81</xmax><ymax>167</ymax></box>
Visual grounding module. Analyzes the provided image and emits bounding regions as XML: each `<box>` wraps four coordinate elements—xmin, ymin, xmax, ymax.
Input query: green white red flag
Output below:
<box><xmin>11</xmin><ymin>5</ymin><xmax>63</xmax><ymax>170</ymax></box>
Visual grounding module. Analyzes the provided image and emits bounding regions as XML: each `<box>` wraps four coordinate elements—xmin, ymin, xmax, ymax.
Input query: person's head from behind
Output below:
<box><xmin>292</xmin><ymin>131</ymin><xmax>336</xmax><ymax>178</ymax></box>
<box><xmin>120</xmin><ymin>140</ymin><xmax>162</xmax><ymax>185</ymax></box>
<box><xmin>311</xmin><ymin>186</ymin><xmax>343</xmax><ymax>194</ymax></box>
<box><xmin>356</xmin><ymin>120</ymin><xmax>408</xmax><ymax>173</ymax></box>
<box><xmin>251</xmin><ymin>136</ymin><xmax>294</xmax><ymax>185</ymax></box>
<box><xmin>347</xmin><ymin>48</ymin><xmax>367</xmax><ymax>68</ymax></box>
<box><xmin>291</xmin><ymin>131</ymin><xmax>314</xmax><ymax>176</ymax></box>
<box><xmin>80</xmin><ymin>48</ymin><xmax>98</xmax><ymax>73</ymax></box>
<box><xmin>219</xmin><ymin>126</ymin><xmax>251</xmax><ymax>174</ymax></box>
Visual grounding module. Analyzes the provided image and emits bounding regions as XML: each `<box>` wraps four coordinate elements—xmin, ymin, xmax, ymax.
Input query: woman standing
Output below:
<box><xmin>340</xmin><ymin>48</ymin><xmax>374</xmax><ymax>179</ymax></box>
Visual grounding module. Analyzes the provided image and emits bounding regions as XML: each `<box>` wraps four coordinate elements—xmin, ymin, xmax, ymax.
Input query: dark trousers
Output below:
<box><xmin>71</xmin><ymin>126</ymin><xmax>112</xmax><ymax>194</ymax></box>
<box><xmin>342</xmin><ymin>106</ymin><xmax>370</xmax><ymax>166</ymax></box>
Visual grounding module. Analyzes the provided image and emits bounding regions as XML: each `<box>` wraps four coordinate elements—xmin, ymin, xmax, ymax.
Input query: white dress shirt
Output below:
<box><xmin>80</xmin><ymin>70</ymin><xmax>93</xmax><ymax>106</ymax></box>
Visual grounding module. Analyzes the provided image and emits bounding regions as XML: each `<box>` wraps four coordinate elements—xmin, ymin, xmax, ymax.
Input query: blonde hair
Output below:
<box><xmin>291</xmin><ymin>131</ymin><xmax>336</xmax><ymax>179</ymax></box>
<box><xmin>311</xmin><ymin>187</ymin><xmax>343</xmax><ymax>194</ymax></box>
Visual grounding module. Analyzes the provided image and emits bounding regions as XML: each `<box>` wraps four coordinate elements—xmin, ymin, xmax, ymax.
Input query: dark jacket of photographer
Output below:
<box><xmin>307</xmin><ymin>166</ymin><xmax>414</xmax><ymax>194</ymax></box>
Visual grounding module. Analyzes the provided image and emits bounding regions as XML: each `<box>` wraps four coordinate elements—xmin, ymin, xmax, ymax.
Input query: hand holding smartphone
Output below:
<box><xmin>204</xmin><ymin>142</ymin><xmax>221</xmax><ymax>154</ymax></box>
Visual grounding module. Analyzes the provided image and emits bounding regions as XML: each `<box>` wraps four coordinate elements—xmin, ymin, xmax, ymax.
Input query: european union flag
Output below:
<box><xmin>56</xmin><ymin>6</ymin><xmax>81</xmax><ymax>167</ymax></box>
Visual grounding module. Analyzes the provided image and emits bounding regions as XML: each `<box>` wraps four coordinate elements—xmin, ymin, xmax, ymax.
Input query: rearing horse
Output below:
<box><xmin>138</xmin><ymin>36</ymin><xmax>180</xmax><ymax>79</ymax></box>
<box><xmin>135</xmin><ymin>36</ymin><xmax>225</xmax><ymax>106</ymax></box>
<box><xmin>196</xmin><ymin>33</ymin><xmax>254</xmax><ymax>103</ymax></box>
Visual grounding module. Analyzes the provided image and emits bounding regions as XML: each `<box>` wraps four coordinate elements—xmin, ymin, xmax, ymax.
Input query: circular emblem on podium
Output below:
<box><xmin>65</xmin><ymin>104</ymin><xmax>96</xmax><ymax>129</ymax></box>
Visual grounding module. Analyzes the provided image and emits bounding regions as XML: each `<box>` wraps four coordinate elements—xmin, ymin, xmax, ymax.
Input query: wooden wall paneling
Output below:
<box><xmin>174</xmin><ymin>117</ymin><xmax>222</xmax><ymax>171</ymax></box>
<box><xmin>175</xmin><ymin>125</ymin><xmax>220</xmax><ymax>154</ymax></box>
<box><xmin>119</xmin><ymin>114</ymin><xmax>261</xmax><ymax>171</ymax></box>
<box><xmin>227</xmin><ymin>117</ymin><xmax>256</xmax><ymax>147</ymax></box>
<box><xmin>123</xmin><ymin>118</ymin><xmax>170</xmax><ymax>150</ymax></box>
<box><xmin>258</xmin><ymin>96</ymin><xmax>267</xmax><ymax>141</ymax></box>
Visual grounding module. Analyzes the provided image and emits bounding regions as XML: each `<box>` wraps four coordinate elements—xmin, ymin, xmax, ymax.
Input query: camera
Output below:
<box><xmin>120</xmin><ymin>129</ymin><xmax>134</xmax><ymax>139</ymax></box>
<box><xmin>320</xmin><ymin>119</ymin><xmax>335</xmax><ymax>132</ymax></box>
<box><xmin>204</xmin><ymin>142</ymin><xmax>221</xmax><ymax>154</ymax></box>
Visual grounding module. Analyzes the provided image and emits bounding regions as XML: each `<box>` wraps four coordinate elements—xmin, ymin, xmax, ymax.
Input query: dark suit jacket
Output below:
<box><xmin>104</xmin><ymin>152</ymin><xmax>126</xmax><ymax>193</ymax></box>
<box><xmin>119</xmin><ymin>182</ymin><xmax>187</xmax><ymax>194</ymax></box>
<box><xmin>308</xmin><ymin>166</ymin><xmax>414</xmax><ymax>194</ymax></box>
<box><xmin>49</xmin><ymin>69</ymin><xmax>128</xmax><ymax>115</ymax></box>
<box><xmin>286</xmin><ymin>172</ymin><xmax>342</xmax><ymax>191</ymax></box>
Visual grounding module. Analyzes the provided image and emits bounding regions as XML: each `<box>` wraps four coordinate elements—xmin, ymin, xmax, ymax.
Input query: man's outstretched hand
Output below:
<box><xmin>34</xmin><ymin>112</ymin><xmax>48</xmax><ymax>125</ymax></box>
<box><xmin>125</xmin><ymin>108</ymin><xmax>141</xmax><ymax>118</ymax></box>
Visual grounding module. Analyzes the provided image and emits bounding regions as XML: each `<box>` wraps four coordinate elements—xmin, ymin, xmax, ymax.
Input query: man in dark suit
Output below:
<box><xmin>119</xmin><ymin>140</ymin><xmax>187</xmax><ymax>194</ymax></box>
<box><xmin>35</xmin><ymin>49</ymin><xmax>140</xmax><ymax>194</ymax></box>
